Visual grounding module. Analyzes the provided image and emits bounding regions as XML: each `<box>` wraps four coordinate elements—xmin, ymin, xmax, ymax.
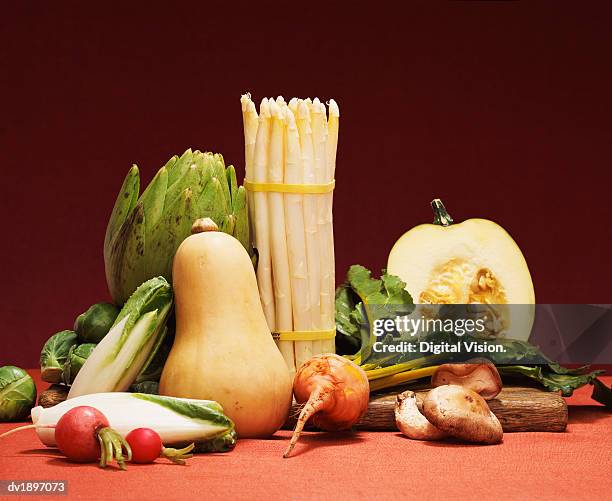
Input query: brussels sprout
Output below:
<box><xmin>62</xmin><ymin>343</ymin><xmax>97</xmax><ymax>384</ymax></box>
<box><xmin>0</xmin><ymin>366</ymin><xmax>37</xmax><ymax>421</ymax></box>
<box><xmin>130</xmin><ymin>381</ymin><xmax>159</xmax><ymax>394</ymax></box>
<box><xmin>40</xmin><ymin>330</ymin><xmax>78</xmax><ymax>383</ymax></box>
<box><xmin>74</xmin><ymin>302</ymin><xmax>120</xmax><ymax>343</ymax></box>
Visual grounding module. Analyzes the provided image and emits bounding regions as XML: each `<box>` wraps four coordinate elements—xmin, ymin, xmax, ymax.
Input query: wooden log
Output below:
<box><xmin>285</xmin><ymin>386</ymin><xmax>568</xmax><ymax>433</ymax></box>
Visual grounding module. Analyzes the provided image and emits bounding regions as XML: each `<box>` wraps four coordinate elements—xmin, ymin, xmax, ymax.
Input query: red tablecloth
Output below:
<box><xmin>1</xmin><ymin>371</ymin><xmax>610</xmax><ymax>500</ymax></box>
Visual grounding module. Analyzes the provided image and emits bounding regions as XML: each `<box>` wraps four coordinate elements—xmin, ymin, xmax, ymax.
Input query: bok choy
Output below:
<box><xmin>68</xmin><ymin>277</ymin><xmax>173</xmax><ymax>398</ymax></box>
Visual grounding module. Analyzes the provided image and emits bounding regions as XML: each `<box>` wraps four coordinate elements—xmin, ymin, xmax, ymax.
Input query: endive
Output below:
<box><xmin>68</xmin><ymin>277</ymin><xmax>173</xmax><ymax>398</ymax></box>
<box><xmin>31</xmin><ymin>392</ymin><xmax>236</xmax><ymax>452</ymax></box>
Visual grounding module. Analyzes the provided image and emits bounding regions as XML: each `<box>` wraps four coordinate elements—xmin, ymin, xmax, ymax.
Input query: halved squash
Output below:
<box><xmin>387</xmin><ymin>199</ymin><xmax>535</xmax><ymax>341</ymax></box>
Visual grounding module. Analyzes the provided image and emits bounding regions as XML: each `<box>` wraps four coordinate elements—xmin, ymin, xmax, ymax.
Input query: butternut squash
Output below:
<box><xmin>159</xmin><ymin>218</ymin><xmax>292</xmax><ymax>438</ymax></box>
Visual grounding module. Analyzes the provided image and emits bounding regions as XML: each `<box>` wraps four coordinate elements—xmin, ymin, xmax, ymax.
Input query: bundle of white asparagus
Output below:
<box><xmin>241</xmin><ymin>94</ymin><xmax>339</xmax><ymax>375</ymax></box>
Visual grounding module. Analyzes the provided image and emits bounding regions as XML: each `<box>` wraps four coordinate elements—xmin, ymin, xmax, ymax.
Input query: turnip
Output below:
<box><xmin>284</xmin><ymin>354</ymin><xmax>370</xmax><ymax>458</ymax></box>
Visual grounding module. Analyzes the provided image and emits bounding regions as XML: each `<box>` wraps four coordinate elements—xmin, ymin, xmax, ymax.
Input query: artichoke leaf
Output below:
<box><xmin>231</xmin><ymin>185</ymin><xmax>250</xmax><ymax>251</ymax></box>
<box><xmin>145</xmin><ymin>188</ymin><xmax>193</xmax><ymax>283</ymax></box>
<box><xmin>212</xmin><ymin>154</ymin><xmax>231</xmax><ymax>209</ymax></box>
<box><xmin>104</xmin><ymin>165</ymin><xmax>140</xmax><ymax>251</ymax></box>
<box><xmin>140</xmin><ymin>166</ymin><xmax>169</xmax><ymax>238</ymax></box>
<box><xmin>105</xmin><ymin>202</ymin><xmax>147</xmax><ymax>305</ymax></box>
<box><xmin>195</xmin><ymin>177</ymin><xmax>227</xmax><ymax>229</ymax></box>
<box><xmin>226</xmin><ymin>165</ymin><xmax>238</xmax><ymax>204</ymax></box>
<box><xmin>167</xmin><ymin>148</ymin><xmax>193</xmax><ymax>188</ymax></box>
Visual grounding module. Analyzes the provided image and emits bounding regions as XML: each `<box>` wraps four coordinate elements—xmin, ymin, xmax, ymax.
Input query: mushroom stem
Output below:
<box><xmin>395</xmin><ymin>391</ymin><xmax>447</xmax><ymax>441</ymax></box>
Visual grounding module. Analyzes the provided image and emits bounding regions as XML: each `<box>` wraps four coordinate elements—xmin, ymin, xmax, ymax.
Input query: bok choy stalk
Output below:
<box><xmin>68</xmin><ymin>277</ymin><xmax>173</xmax><ymax>398</ymax></box>
<box><xmin>30</xmin><ymin>392</ymin><xmax>236</xmax><ymax>452</ymax></box>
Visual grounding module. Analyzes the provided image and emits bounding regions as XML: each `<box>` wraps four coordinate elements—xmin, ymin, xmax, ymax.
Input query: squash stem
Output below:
<box><xmin>431</xmin><ymin>199</ymin><xmax>454</xmax><ymax>226</ymax></box>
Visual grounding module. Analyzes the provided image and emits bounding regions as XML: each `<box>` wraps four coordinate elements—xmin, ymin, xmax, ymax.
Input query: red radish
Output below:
<box><xmin>284</xmin><ymin>354</ymin><xmax>370</xmax><ymax>458</ymax></box>
<box><xmin>55</xmin><ymin>406</ymin><xmax>131</xmax><ymax>470</ymax></box>
<box><xmin>125</xmin><ymin>428</ymin><xmax>194</xmax><ymax>465</ymax></box>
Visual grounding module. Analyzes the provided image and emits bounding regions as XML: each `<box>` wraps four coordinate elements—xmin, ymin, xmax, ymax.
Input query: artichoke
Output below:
<box><xmin>104</xmin><ymin>149</ymin><xmax>250</xmax><ymax>305</ymax></box>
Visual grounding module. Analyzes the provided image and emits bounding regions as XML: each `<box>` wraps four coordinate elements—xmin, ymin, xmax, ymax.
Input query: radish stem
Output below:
<box><xmin>97</xmin><ymin>427</ymin><xmax>131</xmax><ymax>470</ymax></box>
<box><xmin>162</xmin><ymin>442</ymin><xmax>195</xmax><ymax>465</ymax></box>
<box><xmin>0</xmin><ymin>424</ymin><xmax>54</xmax><ymax>439</ymax></box>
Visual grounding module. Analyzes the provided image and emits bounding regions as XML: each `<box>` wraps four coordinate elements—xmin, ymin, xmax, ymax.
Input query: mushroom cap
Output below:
<box><xmin>423</xmin><ymin>385</ymin><xmax>503</xmax><ymax>444</ymax></box>
<box><xmin>431</xmin><ymin>358</ymin><xmax>502</xmax><ymax>400</ymax></box>
<box><xmin>395</xmin><ymin>390</ymin><xmax>447</xmax><ymax>441</ymax></box>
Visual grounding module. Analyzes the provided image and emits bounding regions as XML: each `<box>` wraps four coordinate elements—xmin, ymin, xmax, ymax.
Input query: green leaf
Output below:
<box><xmin>347</xmin><ymin>265</ymin><xmax>382</xmax><ymax>299</ymax></box>
<box><xmin>104</xmin><ymin>165</ymin><xmax>140</xmax><ymax>250</ymax></box>
<box><xmin>226</xmin><ymin>165</ymin><xmax>238</xmax><ymax>204</ymax></box>
<box><xmin>145</xmin><ymin>188</ymin><xmax>193</xmax><ymax>282</ymax></box>
<box><xmin>135</xmin><ymin>324</ymin><xmax>172</xmax><ymax>383</ymax></box>
<box><xmin>0</xmin><ymin>366</ymin><xmax>37</xmax><ymax>421</ymax></box>
<box><xmin>335</xmin><ymin>265</ymin><xmax>414</xmax><ymax>363</ymax></box>
<box><xmin>113</xmin><ymin>276</ymin><xmax>173</xmax><ymax>335</ymax></box>
<box><xmin>167</xmin><ymin>149</ymin><xmax>193</xmax><ymax>187</ymax></box>
<box><xmin>591</xmin><ymin>378</ymin><xmax>612</xmax><ymax>408</ymax></box>
<box><xmin>133</xmin><ymin>393</ymin><xmax>234</xmax><ymax>430</ymax></box>
<box><xmin>40</xmin><ymin>330</ymin><xmax>78</xmax><ymax>383</ymax></box>
<box><xmin>106</xmin><ymin>202</ymin><xmax>147</xmax><ymax>305</ymax></box>
<box><xmin>140</xmin><ymin>166</ymin><xmax>169</xmax><ymax>238</ymax></box>
<box><xmin>498</xmin><ymin>365</ymin><xmax>604</xmax><ymax>397</ymax></box>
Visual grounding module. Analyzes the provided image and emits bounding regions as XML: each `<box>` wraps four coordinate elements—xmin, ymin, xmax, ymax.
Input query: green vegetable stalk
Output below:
<box><xmin>335</xmin><ymin>265</ymin><xmax>609</xmax><ymax>404</ymax></box>
<box><xmin>0</xmin><ymin>366</ymin><xmax>37</xmax><ymax>421</ymax></box>
<box><xmin>40</xmin><ymin>330</ymin><xmax>78</xmax><ymax>383</ymax></box>
<box><xmin>104</xmin><ymin>149</ymin><xmax>251</xmax><ymax>305</ymax></box>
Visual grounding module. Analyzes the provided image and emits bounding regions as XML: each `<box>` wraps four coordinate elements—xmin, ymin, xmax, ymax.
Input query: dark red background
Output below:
<box><xmin>2</xmin><ymin>2</ymin><xmax>611</xmax><ymax>367</ymax></box>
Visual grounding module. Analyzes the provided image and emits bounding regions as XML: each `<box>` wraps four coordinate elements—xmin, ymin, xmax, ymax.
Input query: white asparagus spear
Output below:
<box><xmin>296</xmin><ymin>101</ymin><xmax>321</xmax><ymax>355</ymax></box>
<box><xmin>252</xmin><ymin>98</ymin><xmax>276</xmax><ymax>330</ymax></box>
<box><xmin>241</xmin><ymin>93</ymin><xmax>259</xmax><ymax>179</ymax></box>
<box><xmin>276</xmin><ymin>97</ymin><xmax>298</xmax><ymax>371</ymax></box>
<box><xmin>284</xmin><ymin>106</ymin><xmax>312</xmax><ymax>369</ymax></box>
<box><xmin>310</xmin><ymin>99</ymin><xmax>333</xmax><ymax>347</ymax></box>
<box><xmin>241</xmin><ymin>94</ymin><xmax>258</xmax><ymax>244</ymax></box>
<box><xmin>268</xmin><ymin>99</ymin><xmax>295</xmax><ymax>373</ymax></box>
<box><xmin>323</xmin><ymin>99</ymin><xmax>340</xmax><ymax>352</ymax></box>
<box><xmin>288</xmin><ymin>97</ymin><xmax>299</xmax><ymax>117</ymax></box>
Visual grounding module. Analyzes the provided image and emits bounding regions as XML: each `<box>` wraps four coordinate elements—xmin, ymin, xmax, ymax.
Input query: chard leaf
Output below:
<box><xmin>335</xmin><ymin>265</ymin><xmax>413</xmax><ymax>361</ymax></box>
<box><xmin>591</xmin><ymin>378</ymin><xmax>612</xmax><ymax>407</ymax></box>
<box><xmin>335</xmin><ymin>285</ymin><xmax>359</xmax><ymax>338</ymax></box>
<box><xmin>498</xmin><ymin>365</ymin><xmax>604</xmax><ymax>397</ymax></box>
